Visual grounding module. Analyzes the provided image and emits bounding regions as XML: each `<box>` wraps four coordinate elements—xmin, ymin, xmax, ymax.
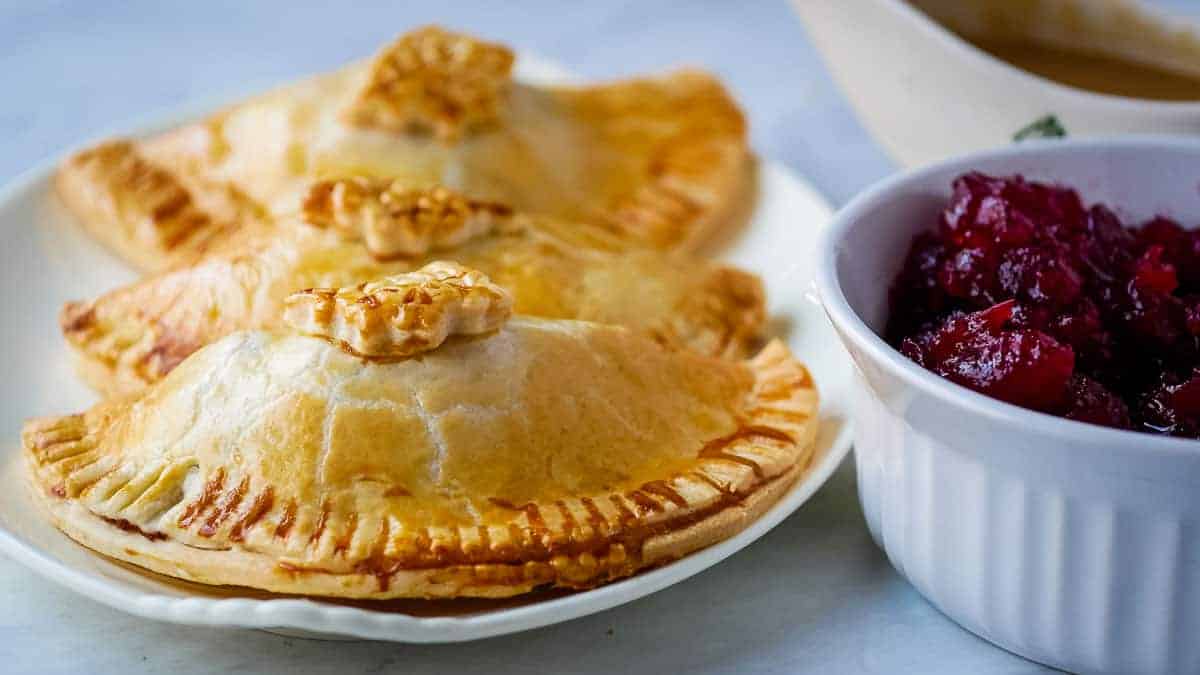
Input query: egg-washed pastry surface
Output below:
<box><xmin>25</xmin><ymin>266</ymin><xmax>818</xmax><ymax>599</ymax></box>
<box><xmin>60</xmin><ymin>183</ymin><xmax>766</xmax><ymax>398</ymax></box>
<box><xmin>56</xmin><ymin>25</ymin><xmax>750</xmax><ymax>272</ymax></box>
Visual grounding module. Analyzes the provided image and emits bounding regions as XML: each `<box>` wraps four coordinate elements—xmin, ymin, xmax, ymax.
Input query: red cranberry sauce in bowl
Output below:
<box><xmin>888</xmin><ymin>172</ymin><xmax>1200</xmax><ymax>438</ymax></box>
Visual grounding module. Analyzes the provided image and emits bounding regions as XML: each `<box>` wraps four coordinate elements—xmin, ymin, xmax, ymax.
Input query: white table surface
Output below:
<box><xmin>1</xmin><ymin>1</ymin><xmax>1194</xmax><ymax>673</ymax></box>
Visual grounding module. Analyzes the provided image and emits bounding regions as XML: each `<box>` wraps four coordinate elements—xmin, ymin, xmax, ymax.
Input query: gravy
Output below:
<box><xmin>971</xmin><ymin>39</ymin><xmax>1200</xmax><ymax>102</ymax></box>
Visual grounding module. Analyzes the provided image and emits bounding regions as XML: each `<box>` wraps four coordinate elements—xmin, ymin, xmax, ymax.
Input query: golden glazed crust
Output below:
<box><xmin>60</xmin><ymin>200</ymin><xmax>766</xmax><ymax>398</ymax></box>
<box><xmin>25</xmin><ymin>316</ymin><xmax>817</xmax><ymax>598</ymax></box>
<box><xmin>54</xmin><ymin>26</ymin><xmax>749</xmax><ymax>271</ymax></box>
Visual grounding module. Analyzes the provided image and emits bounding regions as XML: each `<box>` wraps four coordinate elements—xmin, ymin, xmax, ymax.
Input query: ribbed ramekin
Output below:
<box><xmin>817</xmin><ymin>138</ymin><xmax>1200</xmax><ymax>675</ymax></box>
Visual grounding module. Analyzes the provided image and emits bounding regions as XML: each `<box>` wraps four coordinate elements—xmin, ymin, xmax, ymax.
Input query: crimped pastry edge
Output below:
<box><xmin>25</xmin><ymin>339</ymin><xmax>816</xmax><ymax>599</ymax></box>
<box><xmin>29</xmin><ymin>460</ymin><xmax>806</xmax><ymax>600</ymax></box>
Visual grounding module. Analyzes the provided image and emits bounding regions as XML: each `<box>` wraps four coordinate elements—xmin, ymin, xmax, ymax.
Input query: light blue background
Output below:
<box><xmin>0</xmin><ymin>2</ymin><xmax>1194</xmax><ymax>673</ymax></box>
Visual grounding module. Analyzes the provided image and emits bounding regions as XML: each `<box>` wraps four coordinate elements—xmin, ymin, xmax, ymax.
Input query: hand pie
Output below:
<box><xmin>25</xmin><ymin>266</ymin><xmax>818</xmax><ymax>598</ymax></box>
<box><xmin>56</xmin><ymin>25</ymin><xmax>750</xmax><ymax>272</ymax></box>
<box><xmin>60</xmin><ymin>183</ymin><xmax>766</xmax><ymax>398</ymax></box>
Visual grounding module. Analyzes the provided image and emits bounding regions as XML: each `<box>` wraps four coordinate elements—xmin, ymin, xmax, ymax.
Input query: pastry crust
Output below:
<box><xmin>54</xmin><ymin>26</ymin><xmax>749</xmax><ymax>271</ymax></box>
<box><xmin>25</xmin><ymin>304</ymin><xmax>817</xmax><ymax>599</ymax></box>
<box><xmin>60</xmin><ymin>200</ymin><xmax>766</xmax><ymax>398</ymax></box>
<box><xmin>53</xmin><ymin>141</ymin><xmax>262</xmax><ymax>271</ymax></box>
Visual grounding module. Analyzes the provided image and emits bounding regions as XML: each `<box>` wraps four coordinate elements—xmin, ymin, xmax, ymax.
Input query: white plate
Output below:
<box><xmin>0</xmin><ymin>55</ymin><xmax>853</xmax><ymax>643</ymax></box>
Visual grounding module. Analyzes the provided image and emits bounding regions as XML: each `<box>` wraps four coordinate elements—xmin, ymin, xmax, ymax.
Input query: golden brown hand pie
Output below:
<box><xmin>56</xmin><ymin>25</ymin><xmax>750</xmax><ymax>272</ymax></box>
<box><xmin>60</xmin><ymin>183</ymin><xmax>766</xmax><ymax>398</ymax></box>
<box><xmin>25</xmin><ymin>266</ymin><xmax>818</xmax><ymax>599</ymax></box>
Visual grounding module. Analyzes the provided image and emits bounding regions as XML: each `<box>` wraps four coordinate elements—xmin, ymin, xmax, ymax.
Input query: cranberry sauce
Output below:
<box><xmin>887</xmin><ymin>172</ymin><xmax>1200</xmax><ymax>437</ymax></box>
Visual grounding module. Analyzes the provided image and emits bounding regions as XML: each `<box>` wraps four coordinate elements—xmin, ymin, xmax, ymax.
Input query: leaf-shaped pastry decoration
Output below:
<box><xmin>343</xmin><ymin>25</ymin><xmax>515</xmax><ymax>140</ymax></box>
<box><xmin>301</xmin><ymin>179</ymin><xmax>511</xmax><ymax>260</ymax></box>
<box><xmin>283</xmin><ymin>261</ymin><xmax>512</xmax><ymax>359</ymax></box>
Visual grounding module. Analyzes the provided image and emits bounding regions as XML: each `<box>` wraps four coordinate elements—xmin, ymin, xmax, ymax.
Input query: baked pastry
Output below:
<box><xmin>60</xmin><ymin>183</ymin><xmax>766</xmax><ymax>398</ymax></box>
<box><xmin>56</xmin><ymin>25</ymin><xmax>750</xmax><ymax>272</ymax></box>
<box><xmin>25</xmin><ymin>266</ymin><xmax>818</xmax><ymax>598</ymax></box>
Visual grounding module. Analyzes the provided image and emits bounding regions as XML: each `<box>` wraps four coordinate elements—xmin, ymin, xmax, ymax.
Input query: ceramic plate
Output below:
<box><xmin>0</xmin><ymin>55</ymin><xmax>853</xmax><ymax>642</ymax></box>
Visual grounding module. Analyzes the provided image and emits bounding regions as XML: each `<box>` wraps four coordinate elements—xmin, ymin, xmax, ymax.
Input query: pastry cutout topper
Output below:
<box><xmin>343</xmin><ymin>25</ymin><xmax>515</xmax><ymax>141</ymax></box>
<box><xmin>302</xmin><ymin>179</ymin><xmax>511</xmax><ymax>259</ymax></box>
<box><xmin>283</xmin><ymin>261</ymin><xmax>512</xmax><ymax>358</ymax></box>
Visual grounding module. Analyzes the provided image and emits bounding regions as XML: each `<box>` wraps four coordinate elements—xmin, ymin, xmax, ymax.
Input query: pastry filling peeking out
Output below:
<box><xmin>302</xmin><ymin>179</ymin><xmax>512</xmax><ymax>260</ymax></box>
<box><xmin>283</xmin><ymin>261</ymin><xmax>513</xmax><ymax>359</ymax></box>
<box><xmin>342</xmin><ymin>25</ymin><xmax>515</xmax><ymax>141</ymax></box>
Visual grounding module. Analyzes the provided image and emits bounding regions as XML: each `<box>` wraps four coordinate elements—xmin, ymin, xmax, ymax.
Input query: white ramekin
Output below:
<box><xmin>816</xmin><ymin>137</ymin><xmax>1200</xmax><ymax>675</ymax></box>
<box><xmin>792</xmin><ymin>0</ymin><xmax>1200</xmax><ymax>168</ymax></box>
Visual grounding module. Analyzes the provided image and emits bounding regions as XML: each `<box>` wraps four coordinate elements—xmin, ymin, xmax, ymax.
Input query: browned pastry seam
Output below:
<box><xmin>54</xmin><ymin>140</ymin><xmax>258</xmax><ymax>272</ymax></box>
<box><xmin>583</xmin><ymin>70</ymin><xmax>750</xmax><ymax>252</ymax></box>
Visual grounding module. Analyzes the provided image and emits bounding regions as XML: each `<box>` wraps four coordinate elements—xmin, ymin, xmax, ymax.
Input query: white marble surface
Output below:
<box><xmin>0</xmin><ymin>1</ymin><xmax>1194</xmax><ymax>673</ymax></box>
